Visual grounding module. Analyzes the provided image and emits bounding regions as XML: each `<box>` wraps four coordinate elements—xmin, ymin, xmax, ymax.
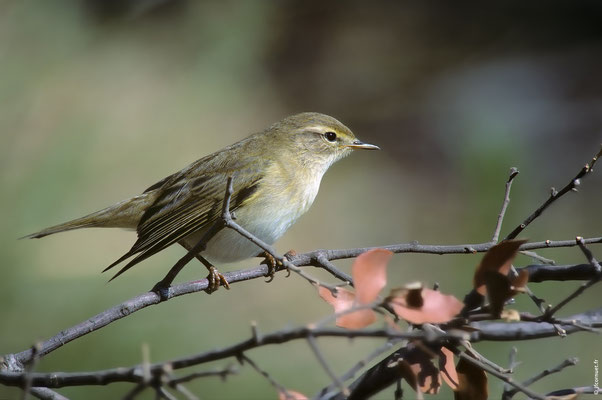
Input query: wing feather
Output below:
<box><xmin>104</xmin><ymin>151</ymin><xmax>267</xmax><ymax>280</ymax></box>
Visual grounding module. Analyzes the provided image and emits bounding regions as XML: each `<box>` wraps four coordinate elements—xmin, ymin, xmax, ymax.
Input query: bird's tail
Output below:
<box><xmin>22</xmin><ymin>195</ymin><xmax>149</xmax><ymax>239</ymax></box>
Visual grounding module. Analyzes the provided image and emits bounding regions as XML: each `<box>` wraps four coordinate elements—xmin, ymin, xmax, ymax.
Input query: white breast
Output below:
<box><xmin>184</xmin><ymin>165</ymin><xmax>324</xmax><ymax>264</ymax></box>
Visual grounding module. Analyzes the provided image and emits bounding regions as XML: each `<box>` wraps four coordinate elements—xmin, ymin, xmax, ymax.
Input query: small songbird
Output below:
<box><xmin>24</xmin><ymin>112</ymin><xmax>379</xmax><ymax>290</ymax></box>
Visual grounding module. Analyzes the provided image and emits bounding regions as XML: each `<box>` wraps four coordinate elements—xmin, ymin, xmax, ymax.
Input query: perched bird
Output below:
<box><xmin>24</xmin><ymin>112</ymin><xmax>379</xmax><ymax>290</ymax></box>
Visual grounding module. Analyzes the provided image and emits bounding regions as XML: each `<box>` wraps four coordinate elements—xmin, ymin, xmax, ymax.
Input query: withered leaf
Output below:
<box><xmin>474</xmin><ymin>239</ymin><xmax>527</xmax><ymax>295</ymax></box>
<box><xmin>454</xmin><ymin>357</ymin><xmax>488</xmax><ymax>400</ymax></box>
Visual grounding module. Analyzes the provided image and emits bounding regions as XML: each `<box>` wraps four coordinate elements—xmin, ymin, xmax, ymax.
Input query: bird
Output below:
<box><xmin>24</xmin><ymin>112</ymin><xmax>379</xmax><ymax>291</ymax></box>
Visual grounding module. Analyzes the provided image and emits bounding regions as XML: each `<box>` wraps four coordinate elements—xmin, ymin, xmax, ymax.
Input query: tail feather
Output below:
<box><xmin>21</xmin><ymin>216</ymin><xmax>99</xmax><ymax>239</ymax></box>
<box><xmin>22</xmin><ymin>195</ymin><xmax>149</xmax><ymax>239</ymax></box>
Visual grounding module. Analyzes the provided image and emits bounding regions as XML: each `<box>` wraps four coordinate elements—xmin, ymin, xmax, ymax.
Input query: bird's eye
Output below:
<box><xmin>324</xmin><ymin>131</ymin><xmax>337</xmax><ymax>142</ymax></box>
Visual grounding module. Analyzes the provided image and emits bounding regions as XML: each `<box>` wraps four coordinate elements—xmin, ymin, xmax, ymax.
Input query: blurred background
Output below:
<box><xmin>1</xmin><ymin>1</ymin><xmax>601</xmax><ymax>398</ymax></box>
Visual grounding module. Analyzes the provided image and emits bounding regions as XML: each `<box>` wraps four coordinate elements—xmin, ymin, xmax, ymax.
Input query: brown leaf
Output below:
<box><xmin>439</xmin><ymin>346</ymin><xmax>459</xmax><ymax>391</ymax></box>
<box><xmin>353</xmin><ymin>249</ymin><xmax>392</xmax><ymax>304</ymax></box>
<box><xmin>317</xmin><ymin>286</ymin><xmax>376</xmax><ymax>329</ymax></box>
<box><xmin>389</xmin><ymin>287</ymin><xmax>464</xmax><ymax>324</ymax></box>
<box><xmin>474</xmin><ymin>240</ymin><xmax>527</xmax><ymax>295</ymax></box>
<box><xmin>484</xmin><ymin>271</ymin><xmax>513</xmax><ymax>318</ymax></box>
<box><xmin>454</xmin><ymin>357</ymin><xmax>488</xmax><ymax>400</ymax></box>
<box><xmin>278</xmin><ymin>389</ymin><xmax>308</xmax><ymax>400</ymax></box>
<box><xmin>510</xmin><ymin>269</ymin><xmax>529</xmax><ymax>294</ymax></box>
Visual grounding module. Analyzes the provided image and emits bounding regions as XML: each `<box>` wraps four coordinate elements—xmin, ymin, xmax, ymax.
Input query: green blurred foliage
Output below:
<box><xmin>1</xmin><ymin>1</ymin><xmax>601</xmax><ymax>398</ymax></box>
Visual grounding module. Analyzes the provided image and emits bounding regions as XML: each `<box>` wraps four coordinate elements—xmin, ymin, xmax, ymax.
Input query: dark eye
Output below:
<box><xmin>324</xmin><ymin>131</ymin><xmax>337</xmax><ymax>142</ymax></box>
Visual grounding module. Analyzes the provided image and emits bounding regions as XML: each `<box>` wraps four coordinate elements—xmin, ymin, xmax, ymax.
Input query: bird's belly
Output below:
<box><xmin>181</xmin><ymin>200</ymin><xmax>305</xmax><ymax>263</ymax></box>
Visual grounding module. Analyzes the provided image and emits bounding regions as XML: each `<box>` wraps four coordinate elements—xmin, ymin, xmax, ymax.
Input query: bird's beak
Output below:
<box><xmin>347</xmin><ymin>140</ymin><xmax>380</xmax><ymax>150</ymax></box>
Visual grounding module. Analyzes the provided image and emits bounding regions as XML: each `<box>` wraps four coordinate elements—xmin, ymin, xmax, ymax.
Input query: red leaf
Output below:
<box><xmin>337</xmin><ymin>308</ymin><xmax>376</xmax><ymax>329</ymax></box>
<box><xmin>439</xmin><ymin>346</ymin><xmax>459</xmax><ymax>391</ymax></box>
<box><xmin>318</xmin><ymin>286</ymin><xmax>355</xmax><ymax>312</ymax></box>
<box><xmin>353</xmin><ymin>249</ymin><xmax>392</xmax><ymax>304</ymax></box>
<box><xmin>390</xmin><ymin>287</ymin><xmax>463</xmax><ymax>324</ymax></box>
<box><xmin>473</xmin><ymin>240</ymin><xmax>527</xmax><ymax>295</ymax></box>
<box><xmin>317</xmin><ymin>286</ymin><xmax>376</xmax><ymax>329</ymax></box>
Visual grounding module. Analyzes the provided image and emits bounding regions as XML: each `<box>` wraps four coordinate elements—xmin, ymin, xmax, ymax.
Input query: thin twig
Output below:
<box><xmin>577</xmin><ymin>236</ymin><xmax>602</xmax><ymax>273</ymax></box>
<box><xmin>543</xmin><ymin>238</ymin><xmax>601</xmax><ymax>318</ymax></box>
<box><xmin>457</xmin><ymin>352</ymin><xmax>546</xmax><ymax>400</ymax></box>
<box><xmin>307</xmin><ymin>335</ymin><xmax>349</xmax><ymax>397</ymax></box>
<box><xmin>166</xmin><ymin>366</ymin><xmax>236</xmax><ymax>386</ymax></box>
<box><xmin>546</xmin><ymin>385</ymin><xmax>596</xmax><ymax>396</ymax></box>
<box><xmin>238</xmin><ymin>354</ymin><xmax>292</xmax><ymax>398</ymax></box>
<box><xmin>492</xmin><ymin>167</ymin><xmax>519</xmax><ymax>242</ymax></box>
<box><xmin>463</xmin><ymin>344</ymin><xmax>511</xmax><ymax>374</ymax></box>
<box><xmin>315</xmin><ymin>340</ymin><xmax>396</xmax><ymax>399</ymax></box>
<box><xmin>314</xmin><ymin>253</ymin><xmax>353</xmax><ymax>285</ymax></box>
<box><xmin>519</xmin><ymin>250</ymin><xmax>555</xmax><ymax>265</ymax></box>
<box><xmin>544</xmin><ymin>279</ymin><xmax>600</xmax><ymax>318</ymax></box>
<box><xmin>503</xmin><ymin>357</ymin><xmax>578</xmax><ymax>399</ymax></box>
<box><xmin>21</xmin><ymin>342</ymin><xmax>41</xmax><ymax>400</ymax></box>
<box><xmin>501</xmin><ymin>347</ymin><xmax>520</xmax><ymax>399</ymax></box>
<box><xmin>505</xmin><ymin>146</ymin><xmax>602</xmax><ymax>240</ymax></box>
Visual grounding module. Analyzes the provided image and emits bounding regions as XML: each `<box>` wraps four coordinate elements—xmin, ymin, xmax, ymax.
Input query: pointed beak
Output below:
<box><xmin>347</xmin><ymin>140</ymin><xmax>380</xmax><ymax>150</ymax></box>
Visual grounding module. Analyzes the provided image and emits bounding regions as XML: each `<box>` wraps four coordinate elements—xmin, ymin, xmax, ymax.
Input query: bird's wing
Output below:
<box><xmin>104</xmin><ymin>152</ymin><xmax>267</xmax><ymax>280</ymax></box>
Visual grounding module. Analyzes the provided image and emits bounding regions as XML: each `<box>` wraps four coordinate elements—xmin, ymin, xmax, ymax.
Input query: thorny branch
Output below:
<box><xmin>1</xmin><ymin>146</ymin><xmax>601</xmax><ymax>399</ymax></box>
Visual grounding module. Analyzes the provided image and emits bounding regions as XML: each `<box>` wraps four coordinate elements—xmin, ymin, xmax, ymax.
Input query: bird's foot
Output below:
<box><xmin>260</xmin><ymin>252</ymin><xmax>279</xmax><ymax>282</ymax></box>
<box><xmin>260</xmin><ymin>249</ymin><xmax>296</xmax><ymax>281</ymax></box>
<box><xmin>206</xmin><ymin>266</ymin><xmax>230</xmax><ymax>293</ymax></box>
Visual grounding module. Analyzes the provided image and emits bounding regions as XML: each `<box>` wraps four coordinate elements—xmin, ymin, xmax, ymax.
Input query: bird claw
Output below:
<box><xmin>206</xmin><ymin>266</ymin><xmax>230</xmax><ymax>293</ymax></box>
<box><xmin>260</xmin><ymin>249</ymin><xmax>297</xmax><ymax>281</ymax></box>
<box><xmin>260</xmin><ymin>253</ymin><xmax>278</xmax><ymax>282</ymax></box>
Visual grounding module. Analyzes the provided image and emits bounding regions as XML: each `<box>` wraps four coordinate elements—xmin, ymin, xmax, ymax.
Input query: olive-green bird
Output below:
<box><xmin>24</xmin><ymin>112</ymin><xmax>379</xmax><ymax>290</ymax></box>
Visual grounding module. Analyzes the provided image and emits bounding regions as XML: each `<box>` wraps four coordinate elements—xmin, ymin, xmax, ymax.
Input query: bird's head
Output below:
<box><xmin>269</xmin><ymin>112</ymin><xmax>379</xmax><ymax>171</ymax></box>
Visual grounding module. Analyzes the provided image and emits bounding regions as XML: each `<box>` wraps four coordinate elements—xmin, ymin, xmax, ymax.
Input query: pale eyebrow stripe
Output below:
<box><xmin>305</xmin><ymin>125</ymin><xmax>328</xmax><ymax>133</ymax></box>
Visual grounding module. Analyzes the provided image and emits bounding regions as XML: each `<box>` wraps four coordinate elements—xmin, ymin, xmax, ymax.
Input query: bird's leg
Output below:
<box><xmin>196</xmin><ymin>254</ymin><xmax>230</xmax><ymax>293</ymax></box>
<box><xmin>151</xmin><ymin>262</ymin><xmax>187</xmax><ymax>298</ymax></box>
<box><xmin>259</xmin><ymin>249</ymin><xmax>296</xmax><ymax>281</ymax></box>
<box><xmin>179</xmin><ymin>241</ymin><xmax>229</xmax><ymax>293</ymax></box>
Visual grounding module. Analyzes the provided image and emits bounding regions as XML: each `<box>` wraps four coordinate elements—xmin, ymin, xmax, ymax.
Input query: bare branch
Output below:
<box><xmin>239</xmin><ymin>354</ymin><xmax>291</xmax><ymax>398</ymax></box>
<box><xmin>505</xmin><ymin>146</ymin><xmax>602</xmax><ymax>240</ymax></box>
<box><xmin>315</xmin><ymin>340</ymin><xmax>396</xmax><ymax>398</ymax></box>
<box><xmin>0</xmin><ymin>328</ymin><xmax>462</xmax><ymax>389</ymax></box>
<box><xmin>457</xmin><ymin>351</ymin><xmax>546</xmax><ymax>400</ymax></box>
<box><xmin>492</xmin><ymin>167</ymin><xmax>519</xmax><ymax>242</ymax></box>
<box><xmin>470</xmin><ymin>306</ymin><xmax>602</xmax><ymax>341</ymax></box>
<box><xmin>28</xmin><ymin>387</ymin><xmax>68</xmax><ymax>400</ymax></box>
<box><xmin>503</xmin><ymin>357</ymin><xmax>578</xmax><ymax>399</ymax></box>
<box><xmin>307</xmin><ymin>335</ymin><xmax>349</xmax><ymax>397</ymax></box>
<box><xmin>546</xmin><ymin>385</ymin><xmax>596</xmax><ymax>397</ymax></box>
<box><xmin>4</xmin><ymin>235</ymin><xmax>600</xmax><ymax>370</ymax></box>
<box><xmin>543</xmin><ymin>239</ymin><xmax>601</xmax><ymax>318</ymax></box>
